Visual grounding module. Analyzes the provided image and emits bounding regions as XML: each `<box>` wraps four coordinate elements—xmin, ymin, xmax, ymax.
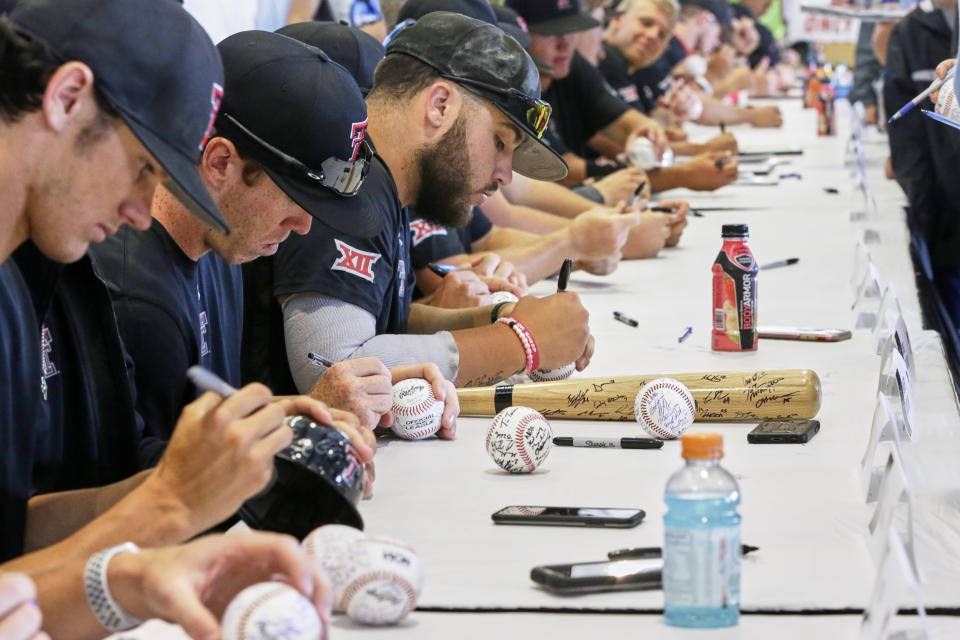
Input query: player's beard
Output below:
<box><xmin>413</xmin><ymin>113</ymin><xmax>489</xmax><ymax>228</ymax></box>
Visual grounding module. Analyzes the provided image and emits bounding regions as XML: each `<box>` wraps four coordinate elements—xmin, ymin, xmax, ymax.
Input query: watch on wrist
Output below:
<box><xmin>84</xmin><ymin>542</ymin><xmax>143</xmax><ymax>632</ymax></box>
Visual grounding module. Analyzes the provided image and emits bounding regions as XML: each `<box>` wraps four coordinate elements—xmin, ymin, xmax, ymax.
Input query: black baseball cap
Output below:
<box><xmin>0</xmin><ymin>0</ymin><xmax>18</xmax><ymax>14</ymax></box>
<box><xmin>397</xmin><ymin>0</ymin><xmax>497</xmax><ymax>25</ymax></box>
<box><xmin>681</xmin><ymin>0</ymin><xmax>733</xmax><ymax>25</ymax></box>
<box><xmin>277</xmin><ymin>21</ymin><xmax>385</xmax><ymax>97</ymax></box>
<box><xmin>386</xmin><ymin>12</ymin><xmax>568</xmax><ymax>181</ymax></box>
<box><xmin>10</xmin><ymin>0</ymin><xmax>229</xmax><ymax>234</ymax></box>
<box><xmin>215</xmin><ymin>31</ymin><xmax>382</xmax><ymax>238</ymax></box>
<box><xmin>491</xmin><ymin>4</ymin><xmax>554</xmax><ymax>73</ymax></box>
<box><xmin>505</xmin><ymin>0</ymin><xmax>599</xmax><ymax>35</ymax></box>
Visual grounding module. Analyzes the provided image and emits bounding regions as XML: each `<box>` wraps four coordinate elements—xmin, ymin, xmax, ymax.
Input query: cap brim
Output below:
<box><xmin>498</xmin><ymin>108</ymin><xmax>568</xmax><ymax>181</ymax></box>
<box><xmin>120</xmin><ymin>113</ymin><xmax>230</xmax><ymax>235</ymax></box>
<box><xmin>528</xmin><ymin>13</ymin><xmax>600</xmax><ymax>35</ymax></box>
<box><xmin>263</xmin><ymin>166</ymin><xmax>384</xmax><ymax>239</ymax></box>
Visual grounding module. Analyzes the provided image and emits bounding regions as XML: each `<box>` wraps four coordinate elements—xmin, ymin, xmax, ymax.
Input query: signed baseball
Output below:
<box><xmin>337</xmin><ymin>536</ymin><xmax>422</xmax><ymax>626</ymax></box>
<box><xmin>528</xmin><ymin>363</ymin><xmax>575</xmax><ymax>382</ymax></box>
<box><xmin>485</xmin><ymin>406</ymin><xmax>553</xmax><ymax>473</ymax></box>
<box><xmin>222</xmin><ymin>582</ymin><xmax>321</xmax><ymax>640</ymax></box>
<box><xmin>633</xmin><ymin>378</ymin><xmax>696</xmax><ymax>440</ymax></box>
<box><xmin>489</xmin><ymin>291</ymin><xmax>519</xmax><ymax>304</ymax></box>
<box><xmin>302</xmin><ymin>524</ymin><xmax>365</xmax><ymax>611</ymax></box>
<box><xmin>391</xmin><ymin>378</ymin><xmax>443</xmax><ymax>440</ymax></box>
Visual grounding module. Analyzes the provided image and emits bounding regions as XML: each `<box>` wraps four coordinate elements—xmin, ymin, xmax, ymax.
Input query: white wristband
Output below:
<box><xmin>84</xmin><ymin>542</ymin><xmax>143</xmax><ymax>632</ymax></box>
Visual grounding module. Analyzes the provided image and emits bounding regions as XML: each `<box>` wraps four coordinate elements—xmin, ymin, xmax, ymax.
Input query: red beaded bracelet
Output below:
<box><xmin>495</xmin><ymin>317</ymin><xmax>540</xmax><ymax>373</ymax></box>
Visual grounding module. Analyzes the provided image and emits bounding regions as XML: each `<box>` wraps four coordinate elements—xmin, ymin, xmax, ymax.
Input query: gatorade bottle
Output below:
<box><xmin>663</xmin><ymin>433</ymin><xmax>741</xmax><ymax>628</ymax></box>
<box><xmin>712</xmin><ymin>224</ymin><xmax>757</xmax><ymax>351</ymax></box>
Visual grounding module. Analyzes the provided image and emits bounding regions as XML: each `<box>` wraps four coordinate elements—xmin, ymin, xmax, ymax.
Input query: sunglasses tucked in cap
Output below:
<box><xmin>385</xmin><ymin>11</ymin><xmax>568</xmax><ymax>181</ymax></box>
<box><xmin>505</xmin><ymin>0</ymin><xmax>599</xmax><ymax>35</ymax></box>
<box><xmin>11</xmin><ymin>0</ymin><xmax>228</xmax><ymax>233</ymax></box>
<box><xmin>215</xmin><ymin>30</ymin><xmax>381</xmax><ymax>238</ymax></box>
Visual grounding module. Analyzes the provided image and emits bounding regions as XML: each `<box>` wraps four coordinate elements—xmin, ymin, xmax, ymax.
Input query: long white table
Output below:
<box><xmin>124</xmin><ymin>98</ymin><xmax>960</xmax><ymax>638</ymax></box>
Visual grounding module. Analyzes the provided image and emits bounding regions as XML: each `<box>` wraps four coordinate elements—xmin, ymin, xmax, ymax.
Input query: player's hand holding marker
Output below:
<box><xmin>309</xmin><ymin>357</ymin><xmax>394</xmax><ymax>431</ymax></box>
<box><xmin>153</xmin><ymin>380</ymin><xmax>374</xmax><ymax>535</ymax></box>
<box><xmin>497</xmin><ymin>261</ymin><xmax>595</xmax><ymax>374</ymax></box>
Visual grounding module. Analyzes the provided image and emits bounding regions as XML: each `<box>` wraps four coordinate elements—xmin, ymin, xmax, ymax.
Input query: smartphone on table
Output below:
<box><xmin>531</xmin><ymin>557</ymin><xmax>661</xmax><ymax>594</ymax></box>
<box><xmin>747</xmin><ymin>419</ymin><xmax>820</xmax><ymax>443</ymax></box>
<box><xmin>491</xmin><ymin>506</ymin><xmax>645</xmax><ymax>528</ymax></box>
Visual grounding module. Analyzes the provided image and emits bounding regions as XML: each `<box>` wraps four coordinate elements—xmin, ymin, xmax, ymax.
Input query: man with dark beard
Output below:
<box><xmin>246</xmin><ymin>12</ymin><xmax>597</xmax><ymax>394</ymax></box>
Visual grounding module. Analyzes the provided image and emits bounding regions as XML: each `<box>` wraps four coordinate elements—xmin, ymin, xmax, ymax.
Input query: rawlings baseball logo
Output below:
<box><xmin>332</xmin><ymin>239</ymin><xmax>381</xmax><ymax>282</ymax></box>
<box><xmin>409</xmin><ymin>219</ymin><xmax>447</xmax><ymax>246</ymax></box>
<box><xmin>349</xmin><ymin>119</ymin><xmax>369</xmax><ymax>162</ymax></box>
<box><xmin>199</xmin><ymin>83</ymin><xmax>224</xmax><ymax>151</ymax></box>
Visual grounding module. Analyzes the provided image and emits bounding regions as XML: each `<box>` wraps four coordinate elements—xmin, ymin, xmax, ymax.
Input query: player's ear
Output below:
<box><xmin>42</xmin><ymin>62</ymin><xmax>96</xmax><ymax>133</ymax></box>
<box><xmin>199</xmin><ymin>137</ymin><xmax>237</xmax><ymax>189</ymax></box>
<box><xmin>422</xmin><ymin>80</ymin><xmax>459</xmax><ymax>137</ymax></box>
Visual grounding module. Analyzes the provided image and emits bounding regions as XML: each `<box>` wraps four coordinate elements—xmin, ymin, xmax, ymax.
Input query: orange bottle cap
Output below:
<box><xmin>681</xmin><ymin>433</ymin><xmax>723</xmax><ymax>459</ymax></box>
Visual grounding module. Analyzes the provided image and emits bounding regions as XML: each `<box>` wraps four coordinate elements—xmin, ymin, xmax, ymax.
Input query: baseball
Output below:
<box><xmin>485</xmin><ymin>406</ymin><xmax>553</xmax><ymax>473</ymax></box>
<box><xmin>528</xmin><ymin>362</ymin><xmax>575</xmax><ymax>382</ymax></box>
<box><xmin>221</xmin><ymin>582</ymin><xmax>321</xmax><ymax>640</ymax></box>
<box><xmin>337</xmin><ymin>536</ymin><xmax>422</xmax><ymax>626</ymax></box>
<box><xmin>302</xmin><ymin>524</ymin><xmax>365</xmax><ymax>611</ymax></box>
<box><xmin>633</xmin><ymin>377</ymin><xmax>696</xmax><ymax>439</ymax></box>
<box><xmin>391</xmin><ymin>378</ymin><xmax>444</xmax><ymax>440</ymax></box>
<box><xmin>489</xmin><ymin>290</ymin><xmax>519</xmax><ymax>304</ymax></box>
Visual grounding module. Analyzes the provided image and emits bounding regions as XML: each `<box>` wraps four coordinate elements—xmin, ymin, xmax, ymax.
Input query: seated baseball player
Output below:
<box><xmin>506</xmin><ymin>0</ymin><xmax>738</xmax><ymax>193</ymax></box>
<box><xmin>388</xmin><ymin>0</ymin><xmax>688</xmax><ymax>268</ymax></box>
<box><xmin>600</xmin><ymin>0</ymin><xmax>783</xmax><ymax>129</ymax></box>
<box><xmin>884</xmin><ymin>0</ymin><xmax>960</xmax><ymax>330</ymax></box>
<box><xmin>243</xmin><ymin>12</ymin><xmax>595</xmax><ymax>398</ymax></box>
<box><xmin>0</xmin><ymin>1</ymin><xmax>338</xmax><ymax>636</ymax></box>
<box><xmin>90</xmin><ymin>31</ymin><xmax>456</xmax><ymax>439</ymax></box>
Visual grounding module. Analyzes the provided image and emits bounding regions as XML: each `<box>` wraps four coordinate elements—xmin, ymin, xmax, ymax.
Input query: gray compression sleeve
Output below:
<box><xmin>281</xmin><ymin>292</ymin><xmax>460</xmax><ymax>393</ymax></box>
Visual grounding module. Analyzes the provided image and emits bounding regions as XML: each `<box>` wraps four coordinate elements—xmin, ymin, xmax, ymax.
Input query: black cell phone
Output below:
<box><xmin>531</xmin><ymin>558</ymin><xmax>662</xmax><ymax>594</ymax></box>
<box><xmin>747</xmin><ymin>419</ymin><xmax>820</xmax><ymax>443</ymax></box>
<box><xmin>491</xmin><ymin>506</ymin><xmax>645</xmax><ymax>528</ymax></box>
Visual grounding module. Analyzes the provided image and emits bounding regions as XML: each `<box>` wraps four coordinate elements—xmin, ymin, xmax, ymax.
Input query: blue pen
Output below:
<box><xmin>889</xmin><ymin>69</ymin><xmax>955</xmax><ymax>123</ymax></box>
<box><xmin>921</xmin><ymin>108</ymin><xmax>960</xmax><ymax>131</ymax></box>
<box><xmin>678</xmin><ymin>326</ymin><xmax>693</xmax><ymax>343</ymax></box>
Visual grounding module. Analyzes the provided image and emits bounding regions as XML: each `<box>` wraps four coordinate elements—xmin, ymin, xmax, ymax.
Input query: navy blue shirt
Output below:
<box><xmin>733</xmin><ymin>4</ymin><xmax>780</xmax><ymax>68</ymax></box>
<box><xmin>0</xmin><ymin>259</ymin><xmax>42</xmax><ymax>561</ymax></box>
<box><xmin>598</xmin><ymin>39</ymin><xmax>686</xmax><ymax>113</ymax></box>
<box><xmin>542</xmin><ymin>52</ymin><xmax>630</xmax><ymax>158</ymax></box>
<box><xmin>408</xmin><ymin>207</ymin><xmax>493</xmax><ymax>270</ymax></box>
<box><xmin>243</xmin><ymin>152</ymin><xmax>413</xmax><ymax>394</ymax></box>
<box><xmin>90</xmin><ymin>221</ymin><xmax>243</xmax><ymax>441</ymax></box>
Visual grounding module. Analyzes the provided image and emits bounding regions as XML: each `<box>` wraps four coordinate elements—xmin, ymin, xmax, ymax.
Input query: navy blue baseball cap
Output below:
<box><xmin>0</xmin><ymin>0</ymin><xmax>18</xmax><ymax>14</ymax></box>
<box><xmin>10</xmin><ymin>0</ymin><xmax>229</xmax><ymax>234</ymax></box>
<box><xmin>215</xmin><ymin>31</ymin><xmax>381</xmax><ymax>238</ymax></box>
<box><xmin>386</xmin><ymin>12</ymin><xmax>568</xmax><ymax>181</ymax></box>
<box><xmin>681</xmin><ymin>0</ymin><xmax>733</xmax><ymax>25</ymax></box>
<box><xmin>277</xmin><ymin>21</ymin><xmax>385</xmax><ymax>97</ymax></box>
<box><xmin>240</xmin><ymin>415</ymin><xmax>366</xmax><ymax>536</ymax></box>
<box><xmin>492</xmin><ymin>4</ymin><xmax>554</xmax><ymax>73</ymax></box>
<box><xmin>506</xmin><ymin>0</ymin><xmax>599</xmax><ymax>35</ymax></box>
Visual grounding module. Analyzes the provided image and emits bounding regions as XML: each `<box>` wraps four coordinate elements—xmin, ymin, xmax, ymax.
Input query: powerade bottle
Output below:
<box><xmin>712</xmin><ymin>224</ymin><xmax>757</xmax><ymax>351</ymax></box>
<box><xmin>663</xmin><ymin>433</ymin><xmax>741</xmax><ymax>628</ymax></box>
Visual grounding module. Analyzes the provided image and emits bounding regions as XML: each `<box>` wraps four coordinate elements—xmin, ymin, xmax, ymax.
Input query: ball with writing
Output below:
<box><xmin>528</xmin><ymin>363</ymin><xmax>575</xmax><ymax>382</ymax></box>
<box><xmin>391</xmin><ymin>378</ymin><xmax>444</xmax><ymax>440</ymax></box>
<box><xmin>337</xmin><ymin>536</ymin><xmax>422</xmax><ymax>626</ymax></box>
<box><xmin>485</xmin><ymin>406</ymin><xmax>553</xmax><ymax>473</ymax></box>
<box><xmin>633</xmin><ymin>378</ymin><xmax>696</xmax><ymax>439</ymax></box>
<box><xmin>301</xmin><ymin>524</ymin><xmax>365</xmax><ymax>612</ymax></box>
<box><xmin>221</xmin><ymin>582</ymin><xmax>322</xmax><ymax>640</ymax></box>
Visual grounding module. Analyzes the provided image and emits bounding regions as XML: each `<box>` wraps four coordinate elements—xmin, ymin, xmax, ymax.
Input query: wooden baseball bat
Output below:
<box><xmin>457</xmin><ymin>370</ymin><xmax>821</xmax><ymax>422</ymax></box>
